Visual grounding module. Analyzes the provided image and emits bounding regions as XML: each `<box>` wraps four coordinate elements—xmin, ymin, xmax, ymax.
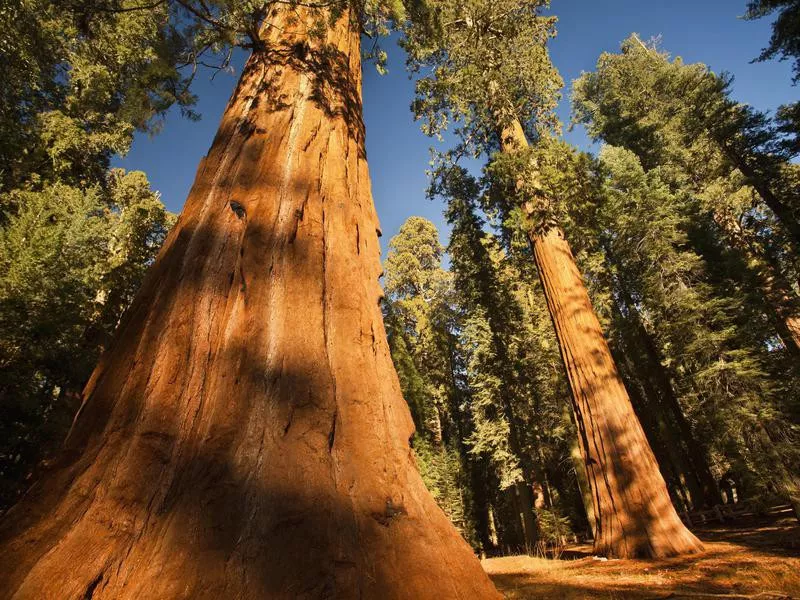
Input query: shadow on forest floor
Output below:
<box><xmin>484</xmin><ymin>512</ymin><xmax>800</xmax><ymax>599</ymax></box>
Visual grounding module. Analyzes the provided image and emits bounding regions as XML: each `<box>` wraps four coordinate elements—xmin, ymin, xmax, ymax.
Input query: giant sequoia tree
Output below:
<box><xmin>573</xmin><ymin>40</ymin><xmax>800</xmax><ymax>517</ymax></box>
<box><xmin>0</xmin><ymin>2</ymin><xmax>500</xmax><ymax>597</ymax></box>
<box><xmin>403</xmin><ymin>0</ymin><xmax>703</xmax><ymax>558</ymax></box>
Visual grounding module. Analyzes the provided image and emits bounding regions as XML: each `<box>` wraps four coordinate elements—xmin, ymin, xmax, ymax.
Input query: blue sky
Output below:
<box><xmin>114</xmin><ymin>0</ymin><xmax>796</xmax><ymax>251</ymax></box>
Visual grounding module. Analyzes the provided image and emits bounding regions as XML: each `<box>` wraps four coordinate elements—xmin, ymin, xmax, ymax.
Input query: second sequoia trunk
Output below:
<box><xmin>0</xmin><ymin>8</ymin><xmax>500</xmax><ymax>599</ymax></box>
<box><xmin>498</xmin><ymin>119</ymin><xmax>704</xmax><ymax>559</ymax></box>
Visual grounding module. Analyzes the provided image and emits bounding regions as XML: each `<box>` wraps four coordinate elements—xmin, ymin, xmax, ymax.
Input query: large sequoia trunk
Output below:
<box><xmin>498</xmin><ymin>119</ymin><xmax>704</xmax><ymax>559</ymax></box>
<box><xmin>0</xmin><ymin>8</ymin><xmax>500</xmax><ymax>599</ymax></box>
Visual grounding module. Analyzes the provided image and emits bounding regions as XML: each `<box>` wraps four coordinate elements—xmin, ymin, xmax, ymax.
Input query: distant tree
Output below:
<box><xmin>404</xmin><ymin>0</ymin><xmax>703</xmax><ymax>557</ymax></box>
<box><xmin>572</xmin><ymin>38</ymin><xmax>800</xmax><ymax>409</ymax></box>
<box><xmin>383</xmin><ymin>217</ymin><xmax>477</xmax><ymax>545</ymax></box>
<box><xmin>450</xmin><ymin>179</ymin><xmax>594</xmax><ymax>552</ymax></box>
<box><xmin>442</xmin><ymin>179</ymin><xmax>541</xmax><ymax>551</ymax></box>
<box><xmin>745</xmin><ymin>0</ymin><xmax>800</xmax><ymax>152</ymax></box>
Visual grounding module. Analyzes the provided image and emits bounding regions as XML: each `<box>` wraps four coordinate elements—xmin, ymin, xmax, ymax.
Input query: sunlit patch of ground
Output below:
<box><xmin>484</xmin><ymin>512</ymin><xmax>800</xmax><ymax>599</ymax></box>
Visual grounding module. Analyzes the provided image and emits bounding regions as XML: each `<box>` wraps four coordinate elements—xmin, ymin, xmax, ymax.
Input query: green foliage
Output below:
<box><xmin>412</xmin><ymin>434</ymin><xmax>475</xmax><ymax>543</ymax></box>
<box><xmin>0</xmin><ymin>170</ymin><xmax>174</xmax><ymax>510</ymax></box>
<box><xmin>383</xmin><ymin>217</ymin><xmax>476</xmax><ymax>542</ymax></box>
<box><xmin>745</xmin><ymin>0</ymin><xmax>800</xmax><ymax>152</ymax></box>
<box><xmin>459</xmin><ymin>310</ymin><xmax>522</xmax><ymax>489</ymax></box>
<box><xmin>535</xmin><ymin>507</ymin><xmax>572</xmax><ymax>549</ymax></box>
<box><xmin>571</xmin><ymin>142</ymin><xmax>799</xmax><ymax>502</ymax></box>
<box><xmin>0</xmin><ymin>0</ymin><xmax>196</xmax><ymax>192</ymax></box>
<box><xmin>746</xmin><ymin>0</ymin><xmax>800</xmax><ymax>83</ymax></box>
<box><xmin>402</xmin><ymin>0</ymin><xmax>562</xmax><ymax>154</ymax></box>
<box><xmin>572</xmin><ymin>35</ymin><xmax>800</xmax><ymax>242</ymax></box>
<box><xmin>441</xmin><ymin>168</ymin><xmax>590</xmax><ymax>541</ymax></box>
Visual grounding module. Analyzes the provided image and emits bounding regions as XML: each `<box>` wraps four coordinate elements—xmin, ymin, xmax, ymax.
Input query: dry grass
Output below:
<box><xmin>483</xmin><ymin>513</ymin><xmax>800</xmax><ymax>599</ymax></box>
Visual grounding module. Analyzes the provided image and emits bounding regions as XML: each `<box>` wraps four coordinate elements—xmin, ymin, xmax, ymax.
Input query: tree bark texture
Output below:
<box><xmin>611</xmin><ymin>342</ymin><xmax>692</xmax><ymax>512</ymax></box>
<box><xmin>499</xmin><ymin>119</ymin><xmax>704</xmax><ymax>558</ymax></box>
<box><xmin>0</xmin><ymin>8</ymin><xmax>500</xmax><ymax>599</ymax></box>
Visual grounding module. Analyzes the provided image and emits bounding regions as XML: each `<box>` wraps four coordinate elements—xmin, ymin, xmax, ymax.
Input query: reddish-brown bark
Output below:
<box><xmin>499</xmin><ymin>119</ymin><xmax>704</xmax><ymax>559</ymax></box>
<box><xmin>0</xmin><ymin>8</ymin><xmax>500</xmax><ymax>599</ymax></box>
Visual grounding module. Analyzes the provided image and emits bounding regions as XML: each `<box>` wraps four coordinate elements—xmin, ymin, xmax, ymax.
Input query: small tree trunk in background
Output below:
<box><xmin>756</xmin><ymin>425</ymin><xmax>800</xmax><ymax>523</ymax></box>
<box><xmin>718</xmin><ymin>143</ymin><xmax>800</xmax><ymax>251</ymax></box>
<box><xmin>469</xmin><ymin>456</ymin><xmax>497</xmax><ymax>555</ymax></box>
<box><xmin>498</xmin><ymin>119</ymin><xmax>704</xmax><ymax>558</ymax></box>
<box><xmin>0</xmin><ymin>8</ymin><xmax>500</xmax><ymax>599</ymax></box>
<box><xmin>514</xmin><ymin>480</ymin><xmax>538</xmax><ymax>551</ymax></box>
<box><xmin>494</xmin><ymin>380</ymin><xmax>539</xmax><ymax>551</ymax></box>
<box><xmin>499</xmin><ymin>380</ymin><xmax>539</xmax><ymax>551</ymax></box>
<box><xmin>446</xmin><ymin>349</ymin><xmax>496</xmax><ymax>554</ymax></box>
<box><xmin>569</xmin><ymin>433</ymin><xmax>596</xmax><ymax>538</ymax></box>
<box><xmin>710</xmin><ymin>207</ymin><xmax>800</xmax><ymax>356</ymax></box>
<box><xmin>610</xmin><ymin>282</ymin><xmax>722</xmax><ymax>509</ymax></box>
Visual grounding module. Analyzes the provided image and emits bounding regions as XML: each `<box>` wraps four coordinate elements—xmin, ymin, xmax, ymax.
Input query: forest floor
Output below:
<box><xmin>484</xmin><ymin>509</ymin><xmax>800</xmax><ymax>599</ymax></box>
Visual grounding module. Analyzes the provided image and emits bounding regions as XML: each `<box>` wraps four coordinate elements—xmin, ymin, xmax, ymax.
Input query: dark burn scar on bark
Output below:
<box><xmin>327</xmin><ymin>412</ymin><xmax>337</xmax><ymax>452</ymax></box>
<box><xmin>83</xmin><ymin>573</ymin><xmax>103</xmax><ymax>600</ymax></box>
<box><xmin>230</xmin><ymin>201</ymin><xmax>246</xmax><ymax>219</ymax></box>
<box><xmin>293</xmin><ymin>40</ymin><xmax>310</xmax><ymax>59</ymax></box>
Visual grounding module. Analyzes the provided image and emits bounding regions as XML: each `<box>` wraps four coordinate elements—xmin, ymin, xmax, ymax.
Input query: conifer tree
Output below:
<box><xmin>442</xmin><ymin>175</ymin><xmax>540</xmax><ymax>550</ymax></box>
<box><xmin>745</xmin><ymin>0</ymin><xmax>800</xmax><ymax>152</ymax></box>
<box><xmin>0</xmin><ymin>0</ymin><xmax>194</xmax><ymax>194</ymax></box>
<box><xmin>593</xmin><ymin>146</ymin><xmax>799</xmax><ymax>512</ymax></box>
<box><xmin>0</xmin><ymin>170</ymin><xmax>174</xmax><ymax>510</ymax></box>
<box><xmin>403</xmin><ymin>0</ymin><xmax>703</xmax><ymax>557</ymax></box>
<box><xmin>383</xmin><ymin>217</ymin><xmax>477</xmax><ymax>545</ymax></box>
<box><xmin>0</xmin><ymin>0</ymin><xmax>189</xmax><ymax>511</ymax></box>
<box><xmin>573</xmin><ymin>36</ymin><xmax>800</xmax><ymax>259</ymax></box>
<box><xmin>441</xmin><ymin>169</ymin><xmax>593</xmax><ymax>551</ymax></box>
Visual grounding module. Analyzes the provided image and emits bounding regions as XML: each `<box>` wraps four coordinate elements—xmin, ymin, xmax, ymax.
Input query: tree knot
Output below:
<box><xmin>230</xmin><ymin>201</ymin><xmax>246</xmax><ymax>219</ymax></box>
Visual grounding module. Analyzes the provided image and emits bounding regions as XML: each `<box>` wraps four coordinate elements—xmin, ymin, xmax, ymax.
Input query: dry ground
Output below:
<box><xmin>484</xmin><ymin>510</ymin><xmax>800</xmax><ymax>599</ymax></box>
